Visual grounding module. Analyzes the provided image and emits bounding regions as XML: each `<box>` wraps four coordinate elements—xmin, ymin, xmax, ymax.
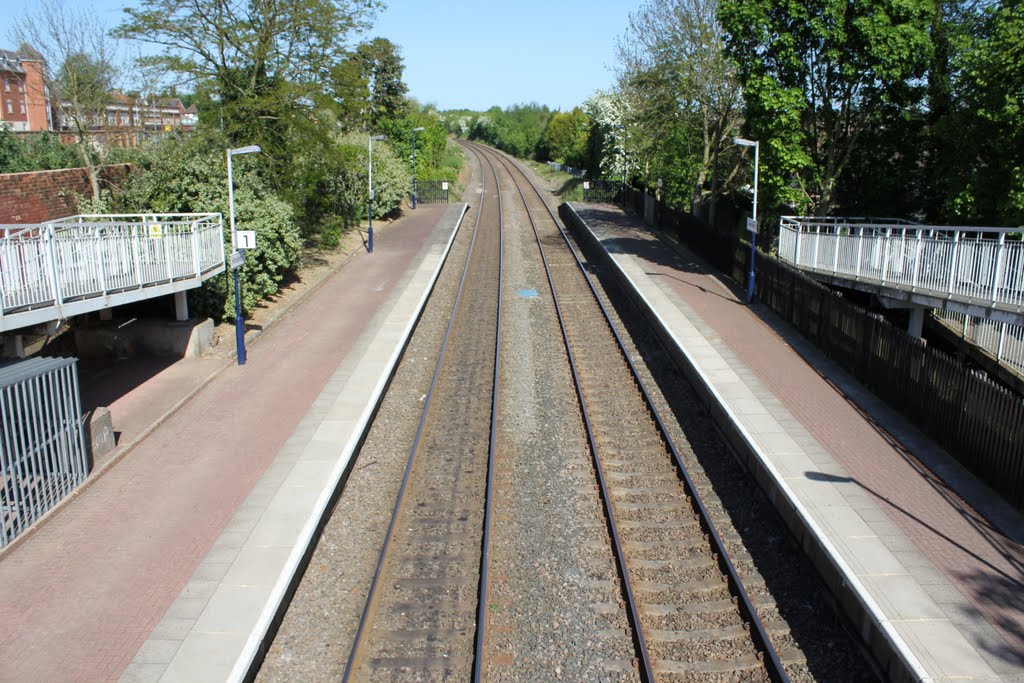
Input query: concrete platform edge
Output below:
<box><xmin>561</xmin><ymin>202</ymin><xmax>932</xmax><ymax>683</ymax></box>
<box><xmin>228</xmin><ymin>202</ymin><xmax>469</xmax><ymax>682</ymax></box>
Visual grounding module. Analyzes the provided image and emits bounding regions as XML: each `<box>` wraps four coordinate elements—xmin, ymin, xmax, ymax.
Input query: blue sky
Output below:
<box><xmin>373</xmin><ymin>1</ymin><xmax>639</xmax><ymax>111</ymax></box>
<box><xmin>14</xmin><ymin>0</ymin><xmax>638</xmax><ymax>112</ymax></box>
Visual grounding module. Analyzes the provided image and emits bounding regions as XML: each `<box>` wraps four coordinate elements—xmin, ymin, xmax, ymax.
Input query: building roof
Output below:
<box><xmin>0</xmin><ymin>50</ymin><xmax>28</xmax><ymax>76</ymax></box>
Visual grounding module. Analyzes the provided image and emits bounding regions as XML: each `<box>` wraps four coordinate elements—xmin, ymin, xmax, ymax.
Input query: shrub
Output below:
<box><xmin>113</xmin><ymin>135</ymin><xmax>302</xmax><ymax>321</ymax></box>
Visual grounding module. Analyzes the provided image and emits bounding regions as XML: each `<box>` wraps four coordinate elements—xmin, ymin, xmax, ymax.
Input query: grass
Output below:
<box><xmin>524</xmin><ymin>160</ymin><xmax>586</xmax><ymax>201</ymax></box>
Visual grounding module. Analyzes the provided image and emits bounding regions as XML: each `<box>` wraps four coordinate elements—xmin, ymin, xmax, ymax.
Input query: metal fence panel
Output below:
<box><xmin>0</xmin><ymin>357</ymin><xmax>88</xmax><ymax>546</ymax></box>
<box><xmin>0</xmin><ymin>214</ymin><xmax>223</xmax><ymax>319</ymax></box>
<box><xmin>416</xmin><ymin>181</ymin><xmax>449</xmax><ymax>204</ymax></box>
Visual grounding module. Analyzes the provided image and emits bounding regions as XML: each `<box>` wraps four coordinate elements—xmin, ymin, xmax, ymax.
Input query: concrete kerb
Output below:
<box><xmin>0</xmin><ymin>213</ymin><xmax>419</xmax><ymax>561</ymax></box>
<box><xmin>228</xmin><ymin>203</ymin><xmax>469</xmax><ymax>681</ymax></box>
<box><xmin>560</xmin><ymin>202</ymin><xmax>932</xmax><ymax>683</ymax></box>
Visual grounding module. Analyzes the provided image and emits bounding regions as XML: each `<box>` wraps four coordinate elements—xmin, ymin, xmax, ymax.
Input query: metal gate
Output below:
<box><xmin>416</xmin><ymin>180</ymin><xmax>450</xmax><ymax>204</ymax></box>
<box><xmin>0</xmin><ymin>357</ymin><xmax>89</xmax><ymax>546</ymax></box>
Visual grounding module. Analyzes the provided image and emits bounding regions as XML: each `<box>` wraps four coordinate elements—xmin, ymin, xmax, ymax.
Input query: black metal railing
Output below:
<box><xmin>415</xmin><ymin>180</ymin><xmax>450</xmax><ymax>205</ymax></box>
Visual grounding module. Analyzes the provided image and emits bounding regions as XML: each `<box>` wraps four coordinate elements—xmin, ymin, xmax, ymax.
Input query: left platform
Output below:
<box><xmin>0</xmin><ymin>203</ymin><xmax>468</xmax><ymax>683</ymax></box>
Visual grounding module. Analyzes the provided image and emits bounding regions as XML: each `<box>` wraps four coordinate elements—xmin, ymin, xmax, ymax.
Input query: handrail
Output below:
<box><xmin>778</xmin><ymin>217</ymin><xmax>1024</xmax><ymax>312</ymax></box>
<box><xmin>0</xmin><ymin>213</ymin><xmax>224</xmax><ymax>326</ymax></box>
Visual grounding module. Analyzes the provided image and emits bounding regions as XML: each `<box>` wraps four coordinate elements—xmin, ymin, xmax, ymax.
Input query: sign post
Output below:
<box><xmin>227</xmin><ymin>144</ymin><xmax>261</xmax><ymax>365</ymax></box>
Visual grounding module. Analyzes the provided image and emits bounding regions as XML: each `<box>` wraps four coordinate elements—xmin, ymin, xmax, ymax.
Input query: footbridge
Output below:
<box><xmin>777</xmin><ymin>216</ymin><xmax>1024</xmax><ymax>380</ymax></box>
<box><xmin>0</xmin><ymin>214</ymin><xmax>225</xmax><ymax>337</ymax></box>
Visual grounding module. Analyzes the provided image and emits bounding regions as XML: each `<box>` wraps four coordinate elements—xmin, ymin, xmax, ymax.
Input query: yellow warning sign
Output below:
<box><xmin>148</xmin><ymin>223</ymin><xmax>163</xmax><ymax>239</ymax></box>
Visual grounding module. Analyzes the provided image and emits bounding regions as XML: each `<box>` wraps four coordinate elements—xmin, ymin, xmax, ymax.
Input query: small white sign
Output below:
<box><xmin>229</xmin><ymin>249</ymin><xmax>246</xmax><ymax>270</ymax></box>
<box><xmin>746</xmin><ymin>218</ymin><xmax>758</xmax><ymax>234</ymax></box>
<box><xmin>657</xmin><ymin>178</ymin><xmax>663</xmax><ymax>189</ymax></box>
<box><xmin>441</xmin><ymin>182</ymin><xmax>449</xmax><ymax>191</ymax></box>
<box><xmin>583</xmin><ymin>181</ymin><xmax>590</xmax><ymax>189</ymax></box>
<box><xmin>236</xmin><ymin>230</ymin><xmax>257</xmax><ymax>250</ymax></box>
<box><xmin>147</xmin><ymin>223</ymin><xmax>163</xmax><ymax>239</ymax></box>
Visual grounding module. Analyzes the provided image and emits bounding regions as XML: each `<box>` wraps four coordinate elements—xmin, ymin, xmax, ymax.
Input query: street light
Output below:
<box><xmin>368</xmin><ymin>134</ymin><xmax>387</xmax><ymax>253</ymax></box>
<box><xmin>733</xmin><ymin>137</ymin><xmax>759</xmax><ymax>304</ymax></box>
<box><xmin>226</xmin><ymin>144</ymin><xmax>261</xmax><ymax>365</ymax></box>
<box><xmin>410</xmin><ymin>127</ymin><xmax>424</xmax><ymax>209</ymax></box>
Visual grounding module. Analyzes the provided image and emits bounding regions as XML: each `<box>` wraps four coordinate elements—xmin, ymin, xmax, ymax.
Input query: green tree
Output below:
<box><xmin>542</xmin><ymin>108</ymin><xmax>589</xmax><ymax>167</ymax></box>
<box><xmin>719</xmin><ymin>0</ymin><xmax>934</xmax><ymax>215</ymax></box>
<box><xmin>617</xmin><ymin>0</ymin><xmax>745</xmax><ymax>219</ymax></box>
<box><xmin>115</xmin><ymin>0</ymin><xmax>380</xmax><ymax>157</ymax></box>
<box><xmin>331</xmin><ymin>50</ymin><xmax>371</xmax><ymax>131</ymax></box>
<box><xmin>357</xmin><ymin>37</ymin><xmax>409</xmax><ymax>128</ymax></box>
<box><xmin>470</xmin><ymin>103</ymin><xmax>552</xmax><ymax>160</ymax></box>
<box><xmin>940</xmin><ymin>0</ymin><xmax>1024</xmax><ymax>225</ymax></box>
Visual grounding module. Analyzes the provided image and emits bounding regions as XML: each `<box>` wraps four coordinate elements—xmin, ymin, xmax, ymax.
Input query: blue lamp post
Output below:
<box><xmin>733</xmin><ymin>137</ymin><xmax>759</xmax><ymax>304</ymax></box>
<box><xmin>411</xmin><ymin>127</ymin><xmax>424</xmax><ymax>209</ymax></box>
<box><xmin>368</xmin><ymin>134</ymin><xmax>387</xmax><ymax>253</ymax></box>
<box><xmin>226</xmin><ymin>144</ymin><xmax>261</xmax><ymax>365</ymax></box>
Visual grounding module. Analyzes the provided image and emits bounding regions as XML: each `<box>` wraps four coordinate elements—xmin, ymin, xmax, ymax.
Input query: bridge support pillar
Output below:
<box><xmin>908</xmin><ymin>306</ymin><xmax>925</xmax><ymax>338</ymax></box>
<box><xmin>174</xmin><ymin>291</ymin><xmax>189</xmax><ymax>322</ymax></box>
<box><xmin>3</xmin><ymin>334</ymin><xmax>26</xmax><ymax>358</ymax></box>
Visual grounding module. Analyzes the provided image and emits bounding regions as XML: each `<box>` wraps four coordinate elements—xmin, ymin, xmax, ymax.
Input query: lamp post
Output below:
<box><xmin>410</xmin><ymin>127</ymin><xmax>424</xmax><ymax>209</ymax></box>
<box><xmin>733</xmin><ymin>137</ymin><xmax>759</xmax><ymax>304</ymax></box>
<box><xmin>227</xmin><ymin>144</ymin><xmax>261</xmax><ymax>365</ymax></box>
<box><xmin>368</xmin><ymin>134</ymin><xmax>387</xmax><ymax>253</ymax></box>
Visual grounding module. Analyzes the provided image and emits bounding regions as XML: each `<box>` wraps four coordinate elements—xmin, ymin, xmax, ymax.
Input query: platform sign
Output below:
<box><xmin>230</xmin><ymin>249</ymin><xmax>246</xmax><ymax>270</ymax></box>
<box><xmin>746</xmin><ymin>218</ymin><xmax>758</xmax><ymax>234</ymax></box>
<box><xmin>147</xmin><ymin>223</ymin><xmax>163</xmax><ymax>239</ymax></box>
<box><xmin>235</xmin><ymin>230</ymin><xmax>257</xmax><ymax>250</ymax></box>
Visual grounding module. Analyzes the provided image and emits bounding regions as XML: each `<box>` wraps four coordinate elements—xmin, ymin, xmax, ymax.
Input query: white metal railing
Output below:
<box><xmin>0</xmin><ymin>213</ymin><xmax>224</xmax><ymax>323</ymax></box>
<box><xmin>933</xmin><ymin>310</ymin><xmax>1024</xmax><ymax>376</ymax></box>
<box><xmin>778</xmin><ymin>217</ymin><xmax>1024</xmax><ymax>310</ymax></box>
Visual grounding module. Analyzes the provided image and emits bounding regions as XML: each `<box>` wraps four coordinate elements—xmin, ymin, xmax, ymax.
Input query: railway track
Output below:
<box><xmin>341</xmin><ymin>145</ymin><xmax>503</xmax><ymax>681</ymax></box>
<box><xmin>261</xmin><ymin>141</ymin><xmax>875</xmax><ymax>682</ymax></box>
<box><xmin>472</xmin><ymin>143</ymin><xmax>788</xmax><ymax>681</ymax></box>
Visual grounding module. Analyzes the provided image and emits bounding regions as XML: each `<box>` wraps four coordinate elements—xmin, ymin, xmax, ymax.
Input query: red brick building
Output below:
<box><xmin>0</xmin><ymin>45</ymin><xmax>51</xmax><ymax>132</ymax></box>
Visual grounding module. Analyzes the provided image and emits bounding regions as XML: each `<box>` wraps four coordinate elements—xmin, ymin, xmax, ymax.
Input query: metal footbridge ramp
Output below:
<box><xmin>777</xmin><ymin>216</ymin><xmax>1024</xmax><ymax>379</ymax></box>
<box><xmin>0</xmin><ymin>213</ymin><xmax>225</xmax><ymax>334</ymax></box>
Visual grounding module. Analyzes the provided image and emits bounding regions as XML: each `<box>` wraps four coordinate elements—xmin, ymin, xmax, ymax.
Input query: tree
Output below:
<box><xmin>331</xmin><ymin>50</ymin><xmax>371</xmax><ymax>131</ymax></box>
<box><xmin>939</xmin><ymin>0</ymin><xmax>1024</xmax><ymax>226</ymax></box>
<box><xmin>15</xmin><ymin>0</ymin><xmax>127</xmax><ymax>199</ymax></box>
<box><xmin>115</xmin><ymin>0</ymin><xmax>381</xmax><ymax>155</ymax></box>
<box><xmin>542</xmin><ymin>108</ymin><xmax>589</xmax><ymax>167</ymax></box>
<box><xmin>617</xmin><ymin>0</ymin><xmax>744</xmax><ymax>218</ymax></box>
<box><xmin>356</xmin><ymin>37</ymin><xmax>408</xmax><ymax>128</ymax></box>
<box><xmin>719</xmin><ymin>0</ymin><xmax>934</xmax><ymax>215</ymax></box>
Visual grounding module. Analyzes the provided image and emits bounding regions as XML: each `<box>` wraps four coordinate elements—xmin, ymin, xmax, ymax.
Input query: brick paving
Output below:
<box><xmin>576</xmin><ymin>204</ymin><xmax>1024</xmax><ymax>668</ymax></box>
<box><xmin>0</xmin><ymin>205</ymin><xmax>447</xmax><ymax>682</ymax></box>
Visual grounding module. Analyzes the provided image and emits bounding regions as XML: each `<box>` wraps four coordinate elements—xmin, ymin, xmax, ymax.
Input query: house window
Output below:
<box><xmin>5</xmin><ymin>100</ymin><xmax>11</xmax><ymax>114</ymax></box>
<box><xmin>19</xmin><ymin>101</ymin><xmax>25</xmax><ymax>114</ymax></box>
<box><xmin>3</xmin><ymin>78</ymin><xmax>9</xmax><ymax>92</ymax></box>
<box><xmin>17</xmin><ymin>80</ymin><xmax>23</xmax><ymax>93</ymax></box>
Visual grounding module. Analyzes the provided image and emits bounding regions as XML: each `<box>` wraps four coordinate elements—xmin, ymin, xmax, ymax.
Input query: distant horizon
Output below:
<box><xmin>12</xmin><ymin>0</ymin><xmax>637</xmax><ymax>114</ymax></box>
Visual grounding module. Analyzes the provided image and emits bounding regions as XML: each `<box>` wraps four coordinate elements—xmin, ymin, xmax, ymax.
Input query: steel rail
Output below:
<box><xmin>467</xmin><ymin>141</ymin><xmax>655</xmax><ymax>683</ymax></box>
<box><xmin>467</xmin><ymin>143</ymin><xmax>504</xmax><ymax>683</ymax></box>
<box><xmin>479</xmin><ymin>142</ymin><xmax>790</xmax><ymax>682</ymax></box>
<box><xmin>342</xmin><ymin>144</ymin><xmax>502</xmax><ymax>681</ymax></box>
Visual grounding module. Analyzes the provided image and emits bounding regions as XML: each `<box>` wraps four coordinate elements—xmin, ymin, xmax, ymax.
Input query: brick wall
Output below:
<box><xmin>0</xmin><ymin>164</ymin><xmax>131</xmax><ymax>224</ymax></box>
